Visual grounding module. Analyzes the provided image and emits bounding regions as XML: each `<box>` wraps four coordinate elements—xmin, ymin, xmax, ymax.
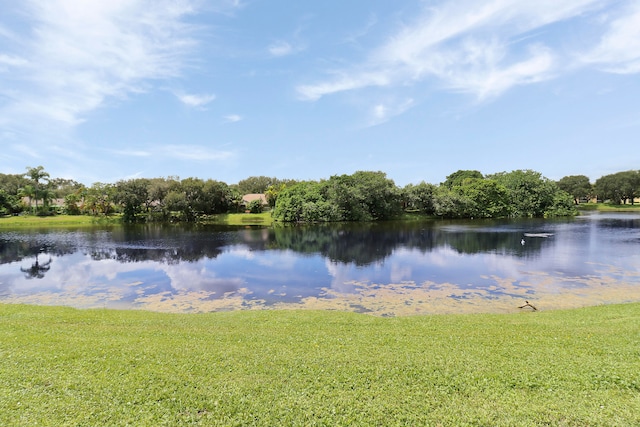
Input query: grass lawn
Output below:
<box><xmin>1</xmin><ymin>303</ymin><xmax>639</xmax><ymax>426</ymax></box>
<box><xmin>0</xmin><ymin>214</ymin><xmax>120</xmax><ymax>228</ymax></box>
<box><xmin>207</xmin><ymin>212</ymin><xmax>273</xmax><ymax>226</ymax></box>
<box><xmin>577</xmin><ymin>203</ymin><xmax>640</xmax><ymax>212</ymax></box>
<box><xmin>0</xmin><ymin>213</ymin><xmax>274</xmax><ymax>228</ymax></box>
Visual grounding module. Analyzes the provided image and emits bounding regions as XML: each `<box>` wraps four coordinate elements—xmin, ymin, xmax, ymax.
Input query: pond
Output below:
<box><xmin>1</xmin><ymin>212</ymin><xmax>639</xmax><ymax>316</ymax></box>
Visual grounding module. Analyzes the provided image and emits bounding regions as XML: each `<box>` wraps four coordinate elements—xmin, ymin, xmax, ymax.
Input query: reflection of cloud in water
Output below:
<box><xmin>2</xmin><ymin>215</ymin><xmax>640</xmax><ymax>315</ymax></box>
<box><xmin>325</xmin><ymin>260</ymin><xmax>370</xmax><ymax>294</ymax></box>
<box><xmin>163</xmin><ymin>263</ymin><xmax>244</xmax><ymax>294</ymax></box>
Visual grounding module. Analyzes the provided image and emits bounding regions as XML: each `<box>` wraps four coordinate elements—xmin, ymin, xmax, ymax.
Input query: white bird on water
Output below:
<box><xmin>521</xmin><ymin>238</ymin><xmax>525</xmax><ymax>245</ymax></box>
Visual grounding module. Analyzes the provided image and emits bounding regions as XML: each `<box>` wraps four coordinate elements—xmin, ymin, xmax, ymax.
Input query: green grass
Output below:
<box><xmin>0</xmin><ymin>213</ymin><xmax>273</xmax><ymax>228</ymax></box>
<box><xmin>1</xmin><ymin>304</ymin><xmax>639</xmax><ymax>426</ymax></box>
<box><xmin>577</xmin><ymin>203</ymin><xmax>640</xmax><ymax>212</ymax></box>
<box><xmin>206</xmin><ymin>212</ymin><xmax>273</xmax><ymax>226</ymax></box>
<box><xmin>0</xmin><ymin>214</ymin><xmax>120</xmax><ymax>227</ymax></box>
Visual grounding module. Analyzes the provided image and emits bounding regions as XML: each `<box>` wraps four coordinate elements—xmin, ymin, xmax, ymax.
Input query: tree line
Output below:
<box><xmin>0</xmin><ymin>166</ymin><xmax>638</xmax><ymax>222</ymax></box>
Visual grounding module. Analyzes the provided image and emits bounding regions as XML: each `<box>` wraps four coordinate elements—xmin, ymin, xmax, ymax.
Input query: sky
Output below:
<box><xmin>1</xmin><ymin>0</ymin><xmax>639</xmax><ymax>187</ymax></box>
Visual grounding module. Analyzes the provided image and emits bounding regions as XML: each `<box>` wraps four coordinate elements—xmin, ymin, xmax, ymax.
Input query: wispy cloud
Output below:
<box><xmin>579</xmin><ymin>2</ymin><xmax>640</xmax><ymax>74</ymax></box>
<box><xmin>297</xmin><ymin>0</ymin><xmax>617</xmax><ymax>104</ymax></box>
<box><xmin>368</xmin><ymin>98</ymin><xmax>415</xmax><ymax>127</ymax></box>
<box><xmin>108</xmin><ymin>149</ymin><xmax>152</xmax><ymax>158</ymax></box>
<box><xmin>268</xmin><ymin>41</ymin><xmax>294</xmax><ymax>57</ymax></box>
<box><xmin>160</xmin><ymin>145</ymin><xmax>235</xmax><ymax>161</ymax></box>
<box><xmin>223</xmin><ymin>114</ymin><xmax>243</xmax><ymax>123</ymax></box>
<box><xmin>175</xmin><ymin>92</ymin><xmax>216</xmax><ymax>108</ymax></box>
<box><xmin>267</xmin><ymin>38</ymin><xmax>306</xmax><ymax>58</ymax></box>
<box><xmin>0</xmin><ymin>0</ymin><xmax>201</xmax><ymax>130</ymax></box>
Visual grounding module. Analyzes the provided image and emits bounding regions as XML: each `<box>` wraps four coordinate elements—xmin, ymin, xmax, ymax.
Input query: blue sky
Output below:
<box><xmin>1</xmin><ymin>0</ymin><xmax>639</xmax><ymax>187</ymax></box>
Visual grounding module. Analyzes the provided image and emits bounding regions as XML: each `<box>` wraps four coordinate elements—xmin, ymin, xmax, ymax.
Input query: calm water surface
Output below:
<box><xmin>1</xmin><ymin>212</ymin><xmax>639</xmax><ymax>315</ymax></box>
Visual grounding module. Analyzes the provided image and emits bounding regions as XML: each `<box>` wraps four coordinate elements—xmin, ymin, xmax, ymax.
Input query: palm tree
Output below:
<box><xmin>25</xmin><ymin>166</ymin><xmax>50</xmax><ymax>214</ymax></box>
<box><xmin>18</xmin><ymin>185</ymin><xmax>36</xmax><ymax>212</ymax></box>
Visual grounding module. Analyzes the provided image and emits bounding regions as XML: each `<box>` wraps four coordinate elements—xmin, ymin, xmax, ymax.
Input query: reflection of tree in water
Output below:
<box><xmin>272</xmin><ymin>220</ymin><xmax>546</xmax><ymax>266</ymax></box>
<box><xmin>272</xmin><ymin>222</ymin><xmax>428</xmax><ymax>266</ymax></box>
<box><xmin>0</xmin><ymin>234</ymin><xmax>75</xmax><ymax>264</ymax></box>
<box><xmin>20</xmin><ymin>252</ymin><xmax>53</xmax><ymax>279</ymax></box>
<box><xmin>1</xmin><ymin>220</ymin><xmax>550</xmax><ymax>270</ymax></box>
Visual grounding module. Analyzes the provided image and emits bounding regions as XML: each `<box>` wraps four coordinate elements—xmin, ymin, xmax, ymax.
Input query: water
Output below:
<box><xmin>1</xmin><ymin>212</ymin><xmax>639</xmax><ymax>315</ymax></box>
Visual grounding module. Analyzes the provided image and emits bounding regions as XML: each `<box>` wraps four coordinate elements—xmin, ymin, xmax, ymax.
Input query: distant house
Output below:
<box><xmin>241</xmin><ymin>194</ymin><xmax>268</xmax><ymax>207</ymax></box>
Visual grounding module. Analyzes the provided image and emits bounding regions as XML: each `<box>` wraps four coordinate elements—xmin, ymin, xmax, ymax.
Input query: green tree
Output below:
<box><xmin>0</xmin><ymin>190</ymin><xmax>21</xmax><ymax>215</ymax></box>
<box><xmin>114</xmin><ymin>178</ymin><xmax>150</xmax><ymax>222</ymax></box>
<box><xmin>402</xmin><ymin>182</ymin><xmax>436</xmax><ymax>214</ymax></box>
<box><xmin>273</xmin><ymin>181</ymin><xmax>334</xmax><ymax>222</ymax></box>
<box><xmin>18</xmin><ymin>185</ymin><xmax>35</xmax><ymax>212</ymax></box>
<box><xmin>25</xmin><ymin>166</ymin><xmax>50</xmax><ymax>214</ymax></box>
<box><xmin>617</xmin><ymin>170</ymin><xmax>640</xmax><ymax>205</ymax></box>
<box><xmin>202</xmin><ymin>180</ymin><xmax>234</xmax><ymax>214</ymax></box>
<box><xmin>0</xmin><ymin>173</ymin><xmax>30</xmax><ymax>196</ymax></box>
<box><xmin>593</xmin><ymin>171</ymin><xmax>640</xmax><ymax>204</ymax></box>
<box><xmin>443</xmin><ymin>170</ymin><xmax>483</xmax><ymax>189</ymax></box>
<box><xmin>236</xmin><ymin>176</ymin><xmax>278</xmax><ymax>194</ymax></box>
<box><xmin>457</xmin><ymin>178</ymin><xmax>510</xmax><ymax>218</ymax></box>
<box><xmin>489</xmin><ymin>170</ymin><xmax>558</xmax><ymax>217</ymax></box>
<box><xmin>557</xmin><ymin>175</ymin><xmax>592</xmax><ymax>204</ymax></box>
<box><xmin>63</xmin><ymin>191</ymin><xmax>83</xmax><ymax>215</ymax></box>
<box><xmin>85</xmin><ymin>183</ymin><xmax>115</xmax><ymax>215</ymax></box>
<box><xmin>247</xmin><ymin>199</ymin><xmax>264</xmax><ymax>213</ymax></box>
<box><xmin>433</xmin><ymin>187</ymin><xmax>472</xmax><ymax>218</ymax></box>
<box><xmin>273</xmin><ymin>171</ymin><xmax>401</xmax><ymax>222</ymax></box>
<box><xmin>266</xmin><ymin>183</ymin><xmax>288</xmax><ymax>209</ymax></box>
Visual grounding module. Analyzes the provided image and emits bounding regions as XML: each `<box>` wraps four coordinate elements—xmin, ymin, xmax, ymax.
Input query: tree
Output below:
<box><xmin>594</xmin><ymin>171</ymin><xmax>638</xmax><ymax>204</ymax></box>
<box><xmin>595</xmin><ymin>170</ymin><xmax>640</xmax><ymax>205</ymax></box>
<box><xmin>272</xmin><ymin>181</ymin><xmax>334</xmax><ymax>222</ymax></box>
<box><xmin>443</xmin><ymin>170</ymin><xmax>483</xmax><ymax>189</ymax></box>
<box><xmin>433</xmin><ymin>187</ymin><xmax>472</xmax><ymax>218</ymax></box>
<box><xmin>489</xmin><ymin>170</ymin><xmax>558</xmax><ymax>217</ymax></box>
<box><xmin>18</xmin><ymin>185</ymin><xmax>35</xmax><ymax>212</ymax></box>
<box><xmin>25</xmin><ymin>166</ymin><xmax>50</xmax><ymax>214</ymax></box>
<box><xmin>402</xmin><ymin>182</ymin><xmax>436</xmax><ymax>214</ymax></box>
<box><xmin>236</xmin><ymin>176</ymin><xmax>279</xmax><ymax>194</ymax></box>
<box><xmin>617</xmin><ymin>170</ymin><xmax>640</xmax><ymax>205</ymax></box>
<box><xmin>457</xmin><ymin>178</ymin><xmax>510</xmax><ymax>218</ymax></box>
<box><xmin>85</xmin><ymin>183</ymin><xmax>115</xmax><ymax>215</ymax></box>
<box><xmin>0</xmin><ymin>190</ymin><xmax>21</xmax><ymax>215</ymax></box>
<box><xmin>266</xmin><ymin>183</ymin><xmax>288</xmax><ymax>209</ymax></box>
<box><xmin>0</xmin><ymin>173</ymin><xmax>30</xmax><ymax>196</ymax></box>
<box><xmin>63</xmin><ymin>191</ymin><xmax>83</xmax><ymax>215</ymax></box>
<box><xmin>273</xmin><ymin>171</ymin><xmax>401</xmax><ymax>222</ymax></box>
<box><xmin>114</xmin><ymin>178</ymin><xmax>150</xmax><ymax>222</ymax></box>
<box><xmin>202</xmin><ymin>179</ymin><xmax>234</xmax><ymax>214</ymax></box>
<box><xmin>247</xmin><ymin>199</ymin><xmax>264</xmax><ymax>213</ymax></box>
<box><xmin>557</xmin><ymin>175</ymin><xmax>592</xmax><ymax>204</ymax></box>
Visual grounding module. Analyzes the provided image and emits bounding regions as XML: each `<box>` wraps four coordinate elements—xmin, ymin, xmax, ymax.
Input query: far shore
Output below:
<box><xmin>1</xmin><ymin>203</ymin><xmax>638</xmax><ymax>228</ymax></box>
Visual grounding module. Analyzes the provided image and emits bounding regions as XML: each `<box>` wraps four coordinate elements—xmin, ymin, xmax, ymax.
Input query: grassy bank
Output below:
<box><xmin>0</xmin><ymin>214</ymin><xmax>120</xmax><ymax>228</ymax></box>
<box><xmin>577</xmin><ymin>203</ymin><xmax>640</xmax><ymax>212</ymax></box>
<box><xmin>207</xmin><ymin>212</ymin><xmax>273</xmax><ymax>226</ymax></box>
<box><xmin>1</xmin><ymin>304</ymin><xmax>638</xmax><ymax>426</ymax></box>
<box><xmin>0</xmin><ymin>212</ymin><xmax>274</xmax><ymax>228</ymax></box>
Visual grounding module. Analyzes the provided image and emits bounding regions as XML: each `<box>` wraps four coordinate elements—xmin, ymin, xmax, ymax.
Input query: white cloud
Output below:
<box><xmin>368</xmin><ymin>98</ymin><xmax>415</xmax><ymax>126</ymax></box>
<box><xmin>175</xmin><ymin>92</ymin><xmax>216</xmax><ymax>108</ymax></box>
<box><xmin>268</xmin><ymin>38</ymin><xmax>307</xmax><ymax>58</ymax></box>
<box><xmin>580</xmin><ymin>3</ymin><xmax>640</xmax><ymax>74</ymax></box>
<box><xmin>0</xmin><ymin>0</ymin><xmax>200</xmax><ymax>129</ymax></box>
<box><xmin>223</xmin><ymin>114</ymin><xmax>243</xmax><ymax>123</ymax></box>
<box><xmin>0</xmin><ymin>54</ymin><xmax>28</xmax><ymax>68</ymax></box>
<box><xmin>268</xmin><ymin>41</ymin><xmax>293</xmax><ymax>57</ymax></box>
<box><xmin>160</xmin><ymin>144</ymin><xmax>235</xmax><ymax>161</ymax></box>
<box><xmin>109</xmin><ymin>149</ymin><xmax>152</xmax><ymax>157</ymax></box>
<box><xmin>297</xmin><ymin>72</ymin><xmax>390</xmax><ymax>101</ymax></box>
<box><xmin>297</xmin><ymin>0</ymin><xmax>604</xmax><ymax>103</ymax></box>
